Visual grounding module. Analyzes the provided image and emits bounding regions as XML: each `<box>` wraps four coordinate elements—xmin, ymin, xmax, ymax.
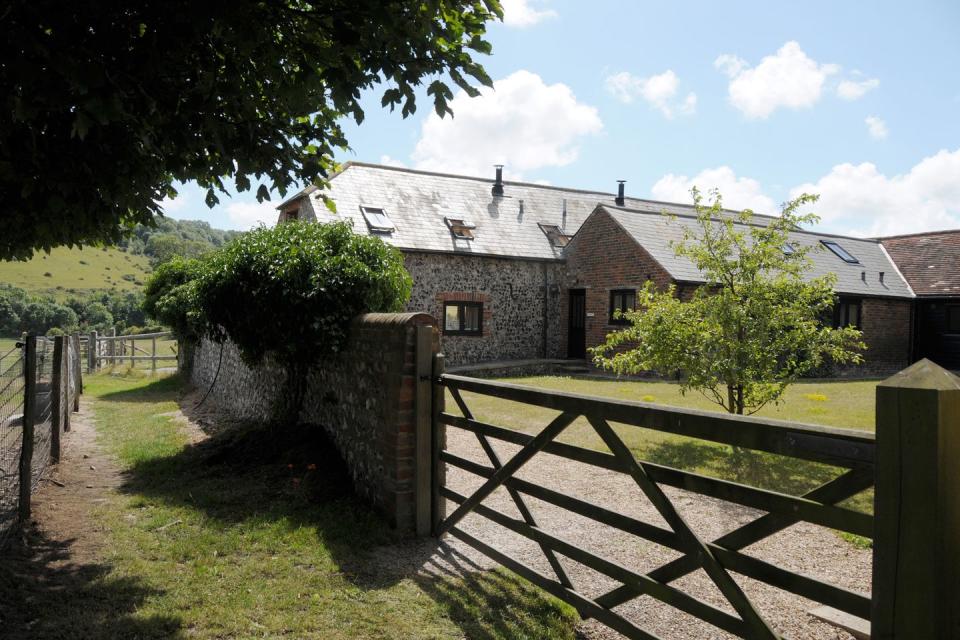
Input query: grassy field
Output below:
<box><xmin>449</xmin><ymin>376</ymin><xmax>877</xmax><ymax>527</ymax></box>
<box><xmin>16</xmin><ymin>372</ymin><xmax>577</xmax><ymax>639</ymax></box>
<box><xmin>0</xmin><ymin>245</ymin><xmax>151</xmax><ymax>299</ymax></box>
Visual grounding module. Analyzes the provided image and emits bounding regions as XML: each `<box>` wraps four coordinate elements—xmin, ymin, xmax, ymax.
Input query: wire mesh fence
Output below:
<box><xmin>0</xmin><ymin>335</ymin><xmax>83</xmax><ymax>549</ymax></box>
<box><xmin>0</xmin><ymin>342</ymin><xmax>24</xmax><ymax>548</ymax></box>
<box><xmin>30</xmin><ymin>337</ymin><xmax>55</xmax><ymax>491</ymax></box>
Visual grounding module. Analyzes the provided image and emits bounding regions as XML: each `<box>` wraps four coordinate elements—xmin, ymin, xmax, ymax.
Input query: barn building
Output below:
<box><xmin>277</xmin><ymin>161</ymin><xmax>924</xmax><ymax>375</ymax></box>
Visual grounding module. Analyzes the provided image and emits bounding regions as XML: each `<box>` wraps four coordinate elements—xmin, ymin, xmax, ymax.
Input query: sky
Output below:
<box><xmin>165</xmin><ymin>0</ymin><xmax>960</xmax><ymax>238</ymax></box>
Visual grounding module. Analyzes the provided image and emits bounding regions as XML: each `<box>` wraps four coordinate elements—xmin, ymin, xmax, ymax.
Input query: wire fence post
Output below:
<box><xmin>152</xmin><ymin>336</ymin><xmax>157</xmax><ymax>373</ymax></box>
<box><xmin>88</xmin><ymin>330</ymin><xmax>97</xmax><ymax>373</ymax></box>
<box><xmin>18</xmin><ymin>336</ymin><xmax>36</xmax><ymax>524</ymax></box>
<box><xmin>50</xmin><ymin>336</ymin><xmax>64</xmax><ymax>464</ymax></box>
<box><xmin>72</xmin><ymin>334</ymin><xmax>82</xmax><ymax>413</ymax></box>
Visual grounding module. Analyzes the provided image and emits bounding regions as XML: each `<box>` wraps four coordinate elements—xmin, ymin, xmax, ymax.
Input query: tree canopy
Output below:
<box><xmin>592</xmin><ymin>189</ymin><xmax>865</xmax><ymax>415</ymax></box>
<box><xmin>1</xmin><ymin>1</ymin><xmax>500</xmax><ymax>260</ymax></box>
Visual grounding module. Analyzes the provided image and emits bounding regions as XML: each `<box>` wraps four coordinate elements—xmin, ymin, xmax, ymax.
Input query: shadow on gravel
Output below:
<box><xmin>0</xmin><ymin>527</ymin><xmax>182</xmax><ymax>639</ymax></box>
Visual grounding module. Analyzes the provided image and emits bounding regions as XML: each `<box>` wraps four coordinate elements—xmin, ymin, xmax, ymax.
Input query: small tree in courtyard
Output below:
<box><xmin>592</xmin><ymin>189</ymin><xmax>865</xmax><ymax>415</ymax></box>
<box><xmin>194</xmin><ymin>221</ymin><xmax>412</xmax><ymax>423</ymax></box>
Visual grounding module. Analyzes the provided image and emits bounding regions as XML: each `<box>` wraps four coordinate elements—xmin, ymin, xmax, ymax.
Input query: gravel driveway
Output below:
<box><xmin>428</xmin><ymin>426</ymin><xmax>871</xmax><ymax>640</ymax></box>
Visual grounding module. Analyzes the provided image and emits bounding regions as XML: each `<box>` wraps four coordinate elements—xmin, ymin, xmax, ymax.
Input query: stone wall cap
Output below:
<box><xmin>353</xmin><ymin>312</ymin><xmax>436</xmax><ymax>328</ymax></box>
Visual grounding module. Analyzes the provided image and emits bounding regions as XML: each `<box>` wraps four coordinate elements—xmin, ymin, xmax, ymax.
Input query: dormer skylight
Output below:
<box><xmin>360</xmin><ymin>206</ymin><xmax>395</xmax><ymax>233</ymax></box>
<box><xmin>445</xmin><ymin>217</ymin><xmax>476</xmax><ymax>240</ymax></box>
<box><xmin>821</xmin><ymin>240</ymin><xmax>859</xmax><ymax>264</ymax></box>
<box><xmin>538</xmin><ymin>223</ymin><xmax>572</xmax><ymax>248</ymax></box>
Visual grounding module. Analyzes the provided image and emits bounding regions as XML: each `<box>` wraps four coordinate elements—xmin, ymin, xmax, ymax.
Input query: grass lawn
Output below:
<box><xmin>0</xmin><ymin>245</ymin><xmax>151</xmax><ymax>299</ymax></box>
<box><xmin>42</xmin><ymin>372</ymin><xmax>578</xmax><ymax>639</ymax></box>
<box><xmin>449</xmin><ymin>376</ymin><xmax>877</xmax><ymax>526</ymax></box>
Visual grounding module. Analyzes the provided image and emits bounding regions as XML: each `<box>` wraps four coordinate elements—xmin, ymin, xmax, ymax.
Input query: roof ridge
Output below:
<box><xmin>336</xmin><ymin>160</ymin><xmax>780</xmax><ymax>221</ymax></box>
<box><xmin>877</xmin><ymin>229</ymin><xmax>960</xmax><ymax>240</ymax></box>
<box><xmin>599</xmin><ymin>204</ymin><xmax>882</xmax><ymax>244</ymax></box>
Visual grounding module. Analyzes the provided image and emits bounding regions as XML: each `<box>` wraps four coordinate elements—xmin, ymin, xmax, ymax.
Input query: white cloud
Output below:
<box><xmin>411</xmin><ymin>70</ymin><xmax>602</xmax><ymax>178</ymax></box>
<box><xmin>500</xmin><ymin>0</ymin><xmax>556</xmax><ymax>27</ymax></box>
<box><xmin>714</xmin><ymin>41</ymin><xmax>839</xmax><ymax>119</ymax></box>
<box><xmin>378</xmin><ymin>155</ymin><xmax>407</xmax><ymax>168</ymax></box>
<box><xmin>837</xmin><ymin>77</ymin><xmax>879</xmax><ymax>100</ymax></box>
<box><xmin>789</xmin><ymin>148</ymin><xmax>960</xmax><ymax>236</ymax></box>
<box><xmin>225</xmin><ymin>199</ymin><xmax>278</xmax><ymax>230</ymax></box>
<box><xmin>865</xmin><ymin>115</ymin><xmax>889</xmax><ymax>140</ymax></box>
<box><xmin>160</xmin><ymin>191</ymin><xmax>191</xmax><ymax>215</ymax></box>
<box><xmin>604</xmin><ymin>70</ymin><xmax>697</xmax><ymax>118</ymax></box>
<box><xmin>651</xmin><ymin>166</ymin><xmax>777</xmax><ymax>213</ymax></box>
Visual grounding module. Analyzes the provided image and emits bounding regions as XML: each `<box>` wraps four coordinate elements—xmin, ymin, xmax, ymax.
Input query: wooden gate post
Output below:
<box><xmin>72</xmin><ymin>334</ymin><xmax>82</xmax><ymax>412</ymax></box>
<box><xmin>873</xmin><ymin>359</ymin><xmax>960</xmax><ymax>639</ymax></box>
<box><xmin>18</xmin><ymin>336</ymin><xmax>37</xmax><ymax>523</ymax></box>
<box><xmin>414</xmin><ymin>325</ymin><xmax>433</xmax><ymax>537</ymax></box>
<box><xmin>88</xmin><ymin>331</ymin><xmax>97</xmax><ymax>373</ymax></box>
<box><xmin>430</xmin><ymin>353</ymin><xmax>446</xmax><ymax>536</ymax></box>
<box><xmin>50</xmin><ymin>336</ymin><xmax>64</xmax><ymax>463</ymax></box>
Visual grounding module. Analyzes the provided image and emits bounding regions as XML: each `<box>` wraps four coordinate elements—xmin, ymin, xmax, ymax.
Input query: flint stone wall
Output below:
<box><xmin>189</xmin><ymin>312</ymin><xmax>438</xmax><ymax>532</ymax></box>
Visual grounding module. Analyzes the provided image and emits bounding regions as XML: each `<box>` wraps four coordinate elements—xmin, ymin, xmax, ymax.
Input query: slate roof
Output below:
<box><xmin>287</xmin><ymin>161</ymin><xmax>754</xmax><ymax>261</ymax></box>
<box><xmin>880</xmin><ymin>230</ymin><xmax>960</xmax><ymax>296</ymax></box>
<box><xmin>600</xmin><ymin>205</ymin><xmax>914</xmax><ymax>299</ymax></box>
<box><xmin>285</xmin><ymin>162</ymin><xmax>914</xmax><ymax>299</ymax></box>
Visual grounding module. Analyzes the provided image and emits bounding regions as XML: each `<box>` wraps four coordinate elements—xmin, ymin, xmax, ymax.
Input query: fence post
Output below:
<box><xmin>414</xmin><ymin>325</ymin><xmax>433</xmax><ymax>537</ymax></box>
<box><xmin>430</xmin><ymin>353</ymin><xmax>446</xmax><ymax>536</ymax></box>
<box><xmin>873</xmin><ymin>359</ymin><xmax>960</xmax><ymax>639</ymax></box>
<box><xmin>72</xmin><ymin>334</ymin><xmax>82</xmax><ymax>411</ymax></box>
<box><xmin>129</xmin><ymin>337</ymin><xmax>134</xmax><ymax>368</ymax></box>
<box><xmin>50</xmin><ymin>336</ymin><xmax>64</xmax><ymax>463</ymax></box>
<box><xmin>151</xmin><ymin>336</ymin><xmax>157</xmax><ymax>373</ymax></box>
<box><xmin>18</xmin><ymin>336</ymin><xmax>37</xmax><ymax>523</ymax></box>
<box><xmin>88</xmin><ymin>330</ymin><xmax>97</xmax><ymax>373</ymax></box>
<box><xmin>108</xmin><ymin>327</ymin><xmax>116</xmax><ymax>365</ymax></box>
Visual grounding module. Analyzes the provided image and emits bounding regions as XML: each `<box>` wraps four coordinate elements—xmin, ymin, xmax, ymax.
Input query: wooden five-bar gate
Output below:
<box><xmin>423</xmin><ymin>355</ymin><xmax>959</xmax><ymax>639</ymax></box>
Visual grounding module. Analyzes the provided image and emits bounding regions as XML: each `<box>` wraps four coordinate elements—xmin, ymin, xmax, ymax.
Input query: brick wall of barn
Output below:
<box><xmin>855</xmin><ymin>297</ymin><xmax>912</xmax><ymax>375</ymax></box>
<box><xmin>559</xmin><ymin>209</ymin><xmax>674</xmax><ymax>358</ymax></box>
<box><xmin>402</xmin><ymin>251</ymin><xmax>564</xmax><ymax>366</ymax></box>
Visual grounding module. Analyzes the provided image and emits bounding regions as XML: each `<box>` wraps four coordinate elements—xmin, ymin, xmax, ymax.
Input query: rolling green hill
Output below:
<box><xmin>0</xmin><ymin>245</ymin><xmax>151</xmax><ymax>299</ymax></box>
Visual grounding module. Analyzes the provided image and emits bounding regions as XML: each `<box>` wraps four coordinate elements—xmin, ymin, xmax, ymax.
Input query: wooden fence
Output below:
<box><xmin>86</xmin><ymin>330</ymin><xmax>177</xmax><ymax>372</ymax></box>
<box><xmin>1</xmin><ymin>335</ymin><xmax>83</xmax><ymax>548</ymax></box>
<box><xmin>430</xmin><ymin>356</ymin><xmax>960</xmax><ymax>639</ymax></box>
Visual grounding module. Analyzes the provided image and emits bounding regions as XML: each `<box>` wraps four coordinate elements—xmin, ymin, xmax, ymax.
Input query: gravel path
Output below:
<box><xmin>427</xmin><ymin>427</ymin><xmax>871</xmax><ymax>640</ymax></box>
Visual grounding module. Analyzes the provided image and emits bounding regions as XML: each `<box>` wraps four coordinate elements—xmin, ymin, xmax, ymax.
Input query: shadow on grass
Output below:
<box><xmin>0</xmin><ymin>527</ymin><xmax>182</xmax><ymax>639</ymax></box>
<box><xmin>414</xmin><ymin>548</ymin><xmax>581</xmax><ymax>640</ymax></box>
<box><xmin>97</xmin><ymin>379</ymin><xmax>580</xmax><ymax>639</ymax></box>
<box><xmin>95</xmin><ymin>373</ymin><xmax>184</xmax><ymax>403</ymax></box>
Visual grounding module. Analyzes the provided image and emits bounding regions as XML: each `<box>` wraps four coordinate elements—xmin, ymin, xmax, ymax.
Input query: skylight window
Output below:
<box><xmin>538</xmin><ymin>223</ymin><xmax>572</xmax><ymax>248</ymax></box>
<box><xmin>360</xmin><ymin>206</ymin><xmax>394</xmax><ymax>233</ymax></box>
<box><xmin>821</xmin><ymin>240</ymin><xmax>859</xmax><ymax>264</ymax></box>
<box><xmin>445</xmin><ymin>217</ymin><xmax>476</xmax><ymax>240</ymax></box>
<box><xmin>782</xmin><ymin>243</ymin><xmax>796</xmax><ymax>255</ymax></box>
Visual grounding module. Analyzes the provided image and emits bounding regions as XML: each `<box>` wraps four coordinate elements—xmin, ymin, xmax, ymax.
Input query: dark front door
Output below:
<box><xmin>568</xmin><ymin>289</ymin><xmax>586</xmax><ymax>359</ymax></box>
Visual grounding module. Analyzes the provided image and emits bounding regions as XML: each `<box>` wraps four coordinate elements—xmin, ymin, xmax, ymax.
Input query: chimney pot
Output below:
<box><xmin>562</xmin><ymin>199</ymin><xmax>567</xmax><ymax>230</ymax></box>
<box><xmin>492</xmin><ymin>165</ymin><xmax>504</xmax><ymax>197</ymax></box>
<box><xmin>615</xmin><ymin>180</ymin><xmax>626</xmax><ymax>207</ymax></box>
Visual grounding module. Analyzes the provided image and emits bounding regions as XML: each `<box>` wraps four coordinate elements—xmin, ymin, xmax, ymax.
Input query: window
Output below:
<box><xmin>444</xmin><ymin>301</ymin><xmax>483</xmax><ymax>335</ymax></box>
<box><xmin>444</xmin><ymin>217</ymin><xmax>476</xmax><ymax>240</ymax></box>
<box><xmin>538</xmin><ymin>223</ymin><xmax>572</xmax><ymax>248</ymax></box>
<box><xmin>821</xmin><ymin>240</ymin><xmax>859</xmax><ymax>263</ymax></box>
<box><xmin>360</xmin><ymin>206</ymin><xmax>395</xmax><ymax>233</ymax></box>
<box><xmin>833</xmin><ymin>297</ymin><xmax>862</xmax><ymax>329</ymax></box>
<box><xmin>609</xmin><ymin>289</ymin><xmax>636</xmax><ymax>324</ymax></box>
<box><xmin>947</xmin><ymin>305</ymin><xmax>960</xmax><ymax>333</ymax></box>
<box><xmin>782</xmin><ymin>243</ymin><xmax>796</xmax><ymax>255</ymax></box>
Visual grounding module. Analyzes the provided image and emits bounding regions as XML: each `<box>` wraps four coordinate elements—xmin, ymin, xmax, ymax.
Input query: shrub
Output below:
<box><xmin>197</xmin><ymin>221</ymin><xmax>412</xmax><ymax>422</ymax></box>
<box><xmin>142</xmin><ymin>257</ymin><xmax>205</xmax><ymax>341</ymax></box>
